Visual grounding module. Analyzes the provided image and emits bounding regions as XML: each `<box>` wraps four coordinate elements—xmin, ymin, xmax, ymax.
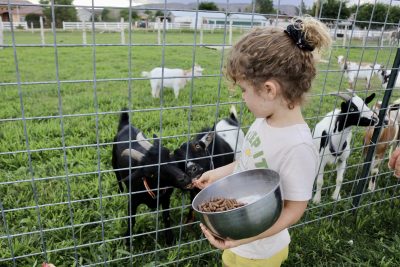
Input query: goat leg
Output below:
<box><xmin>332</xmin><ymin>159</ymin><xmax>346</xmax><ymax>201</ymax></box>
<box><xmin>186</xmin><ymin>189</ymin><xmax>199</xmax><ymax>224</ymax></box>
<box><xmin>161</xmin><ymin>194</ymin><xmax>174</xmax><ymax>245</ymax></box>
<box><xmin>312</xmin><ymin>160</ymin><xmax>326</xmax><ymax>204</ymax></box>
<box><xmin>125</xmin><ymin>200</ymin><xmax>139</xmax><ymax>247</ymax></box>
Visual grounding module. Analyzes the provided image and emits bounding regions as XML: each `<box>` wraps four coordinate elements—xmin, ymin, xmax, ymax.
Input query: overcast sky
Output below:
<box><xmin>28</xmin><ymin>0</ymin><xmax>313</xmax><ymax>8</ymax></box>
<box><xmin>28</xmin><ymin>0</ymin><xmax>400</xmax><ymax>8</ymax></box>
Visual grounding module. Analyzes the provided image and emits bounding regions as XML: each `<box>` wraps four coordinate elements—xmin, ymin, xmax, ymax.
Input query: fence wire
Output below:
<box><xmin>1</xmin><ymin>0</ymin><xmax>400</xmax><ymax>266</ymax></box>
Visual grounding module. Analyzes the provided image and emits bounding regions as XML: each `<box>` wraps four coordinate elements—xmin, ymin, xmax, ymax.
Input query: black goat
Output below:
<box><xmin>112</xmin><ymin>110</ymin><xmax>192</xmax><ymax>245</ymax></box>
<box><xmin>173</xmin><ymin>107</ymin><xmax>245</xmax><ymax>221</ymax></box>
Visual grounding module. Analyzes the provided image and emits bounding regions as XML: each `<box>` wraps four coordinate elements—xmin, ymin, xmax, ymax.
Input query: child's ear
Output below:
<box><xmin>262</xmin><ymin>80</ymin><xmax>279</xmax><ymax>100</ymax></box>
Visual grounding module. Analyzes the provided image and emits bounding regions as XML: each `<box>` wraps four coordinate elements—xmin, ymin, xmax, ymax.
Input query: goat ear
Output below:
<box><xmin>365</xmin><ymin>93</ymin><xmax>376</xmax><ymax>105</ymax></box>
<box><xmin>137</xmin><ymin>131</ymin><xmax>152</xmax><ymax>150</ymax></box>
<box><xmin>121</xmin><ymin>149</ymin><xmax>144</xmax><ymax>161</ymax></box>
<box><xmin>152</xmin><ymin>134</ymin><xmax>160</xmax><ymax>147</ymax></box>
<box><xmin>340</xmin><ymin>102</ymin><xmax>349</xmax><ymax>113</ymax></box>
<box><xmin>331</xmin><ymin>91</ymin><xmax>352</xmax><ymax>102</ymax></box>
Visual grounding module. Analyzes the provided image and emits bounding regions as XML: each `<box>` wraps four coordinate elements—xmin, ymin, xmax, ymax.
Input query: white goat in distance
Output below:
<box><xmin>337</xmin><ymin>55</ymin><xmax>384</xmax><ymax>89</ymax></box>
<box><xmin>312</xmin><ymin>90</ymin><xmax>379</xmax><ymax>204</ymax></box>
<box><xmin>141</xmin><ymin>64</ymin><xmax>204</xmax><ymax>99</ymax></box>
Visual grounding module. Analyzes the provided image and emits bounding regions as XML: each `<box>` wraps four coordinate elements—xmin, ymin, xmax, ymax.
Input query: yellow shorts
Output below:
<box><xmin>222</xmin><ymin>246</ymin><xmax>289</xmax><ymax>267</ymax></box>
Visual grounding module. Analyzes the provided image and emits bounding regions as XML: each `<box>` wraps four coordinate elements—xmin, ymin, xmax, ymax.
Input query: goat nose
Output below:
<box><xmin>384</xmin><ymin>119</ymin><xmax>389</xmax><ymax>126</ymax></box>
<box><xmin>182</xmin><ymin>175</ymin><xmax>188</xmax><ymax>182</ymax></box>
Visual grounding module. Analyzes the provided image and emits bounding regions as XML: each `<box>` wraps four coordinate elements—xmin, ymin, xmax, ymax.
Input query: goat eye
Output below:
<box><xmin>195</xmin><ymin>144</ymin><xmax>201</xmax><ymax>149</ymax></box>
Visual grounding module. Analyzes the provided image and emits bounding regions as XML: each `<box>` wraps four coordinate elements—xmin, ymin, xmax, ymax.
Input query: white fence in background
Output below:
<box><xmin>63</xmin><ymin>21</ymin><xmax>131</xmax><ymax>31</ymax></box>
<box><xmin>149</xmin><ymin>21</ymin><xmax>251</xmax><ymax>31</ymax></box>
<box><xmin>1</xmin><ymin>21</ymin><xmax>28</xmax><ymax>30</ymax></box>
<box><xmin>333</xmin><ymin>28</ymin><xmax>391</xmax><ymax>39</ymax></box>
<box><xmin>60</xmin><ymin>21</ymin><xmax>393</xmax><ymax>41</ymax></box>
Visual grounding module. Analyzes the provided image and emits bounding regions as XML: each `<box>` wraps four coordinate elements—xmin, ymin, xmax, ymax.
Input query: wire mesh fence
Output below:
<box><xmin>1</xmin><ymin>0</ymin><xmax>400</xmax><ymax>266</ymax></box>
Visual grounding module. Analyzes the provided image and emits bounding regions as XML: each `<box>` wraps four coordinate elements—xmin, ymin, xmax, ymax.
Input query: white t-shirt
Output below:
<box><xmin>230</xmin><ymin>118</ymin><xmax>318</xmax><ymax>259</ymax></box>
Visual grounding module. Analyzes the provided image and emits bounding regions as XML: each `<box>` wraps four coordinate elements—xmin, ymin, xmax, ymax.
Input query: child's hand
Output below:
<box><xmin>388</xmin><ymin>148</ymin><xmax>400</xmax><ymax>177</ymax></box>
<box><xmin>193</xmin><ymin>170</ymin><xmax>215</xmax><ymax>189</ymax></box>
<box><xmin>200</xmin><ymin>223</ymin><xmax>249</xmax><ymax>250</ymax></box>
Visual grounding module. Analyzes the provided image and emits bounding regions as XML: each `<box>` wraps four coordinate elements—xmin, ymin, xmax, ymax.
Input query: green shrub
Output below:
<box><xmin>25</xmin><ymin>13</ymin><xmax>41</xmax><ymax>28</ymax></box>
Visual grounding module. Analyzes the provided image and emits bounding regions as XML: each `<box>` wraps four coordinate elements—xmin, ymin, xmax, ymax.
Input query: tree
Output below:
<box><xmin>101</xmin><ymin>8</ymin><xmax>114</xmax><ymax>22</ymax></box>
<box><xmin>39</xmin><ymin>0</ymin><xmax>77</xmax><ymax>28</ymax></box>
<box><xmin>300</xmin><ymin>1</ymin><xmax>311</xmax><ymax>16</ymax></box>
<box><xmin>355</xmin><ymin>3</ymin><xmax>390</xmax><ymax>29</ymax></box>
<box><xmin>388</xmin><ymin>6</ymin><xmax>400</xmax><ymax>27</ymax></box>
<box><xmin>311</xmin><ymin>0</ymin><xmax>350</xmax><ymax>21</ymax></box>
<box><xmin>119</xmin><ymin>9</ymin><xmax>138</xmax><ymax>21</ymax></box>
<box><xmin>155</xmin><ymin>10</ymin><xmax>164</xmax><ymax>18</ymax></box>
<box><xmin>256</xmin><ymin>0</ymin><xmax>274</xmax><ymax>14</ymax></box>
<box><xmin>25</xmin><ymin>13</ymin><xmax>41</xmax><ymax>28</ymax></box>
<box><xmin>198</xmin><ymin>1</ymin><xmax>219</xmax><ymax>11</ymax></box>
<box><xmin>144</xmin><ymin>10</ymin><xmax>154</xmax><ymax>21</ymax></box>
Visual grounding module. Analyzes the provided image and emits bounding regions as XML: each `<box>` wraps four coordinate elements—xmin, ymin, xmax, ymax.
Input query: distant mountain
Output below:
<box><xmin>134</xmin><ymin>2</ymin><xmax>301</xmax><ymax>17</ymax></box>
<box><xmin>134</xmin><ymin>2</ymin><xmax>252</xmax><ymax>13</ymax></box>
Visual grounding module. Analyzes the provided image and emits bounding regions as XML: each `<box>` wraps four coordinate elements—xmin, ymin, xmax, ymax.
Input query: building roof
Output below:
<box><xmin>274</xmin><ymin>5</ymin><xmax>299</xmax><ymax>17</ymax></box>
<box><xmin>0</xmin><ymin>1</ymin><xmax>42</xmax><ymax>15</ymax></box>
<box><xmin>0</xmin><ymin>0</ymin><xmax>33</xmax><ymax>5</ymax></box>
<box><xmin>135</xmin><ymin>2</ymin><xmax>250</xmax><ymax>13</ymax></box>
<box><xmin>77</xmin><ymin>7</ymin><xmax>103</xmax><ymax>15</ymax></box>
<box><xmin>168</xmin><ymin>10</ymin><xmax>226</xmax><ymax>19</ymax></box>
<box><xmin>228</xmin><ymin>13</ymin><xmax>267</xmax><ymax>21</ymax></box>
<box><xmin>18</xmin><ymin>5</ymin><xmax>42</xmax><ymax>15</ymax></box>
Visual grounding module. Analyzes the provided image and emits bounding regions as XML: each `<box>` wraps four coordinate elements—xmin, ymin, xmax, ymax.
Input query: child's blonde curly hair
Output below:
<box><xmin>226</xmin><ymin>16</ymin><xmax>332</xmax><ymax>108</ymax></box>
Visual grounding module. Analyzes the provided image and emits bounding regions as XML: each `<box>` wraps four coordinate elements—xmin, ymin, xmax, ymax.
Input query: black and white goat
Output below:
<box><xmin>173</xmin><ymin>106</ymin><xmax>245</xmax><ymax>221</ymax></box>
<box><xmin>112</xmin><ymin>110</ymin><xmax>192</xmax><ymax>244</ymax></box>
<box><xmin>312</xmin><ymin>90</ymin><xmax>379</xmax><ymax>204</ymax></box>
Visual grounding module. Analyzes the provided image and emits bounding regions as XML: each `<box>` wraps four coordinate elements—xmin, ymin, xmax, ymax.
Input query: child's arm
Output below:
<box><xmin>200</xmin><ymin>199</ymin><xmax>308</xmax><ymax>249</ymax></box>
<box><xmin>193</xmin><ymin>161</ymin><xmax>237</xmax><ymax>189</ymax></box>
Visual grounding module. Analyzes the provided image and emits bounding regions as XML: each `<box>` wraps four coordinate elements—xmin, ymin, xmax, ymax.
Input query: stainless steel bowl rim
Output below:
<box><xmin>192</xmin><ymin>169</ymin><xmax>280</xmax><ymax>215</ymax></box>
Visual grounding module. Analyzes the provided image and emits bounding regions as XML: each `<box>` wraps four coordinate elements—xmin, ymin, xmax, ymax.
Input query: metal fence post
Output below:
<box><xmin>0</xmin><ymin>16</ymin><xmax>3</xmax><ymax>50</ymax></box>
<box><xmin>40</xmin><ymin>16</ymin><xmax>45</xmax><ymax>46</ymax></box>
<box><xmin>352</xmin><ymin>48</ymin><xmax>400</xmax><ymax>210</ymax></box>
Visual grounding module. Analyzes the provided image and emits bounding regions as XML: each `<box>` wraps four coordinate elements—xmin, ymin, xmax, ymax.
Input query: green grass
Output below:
<box><xmin>0</xmin><ymin>30</ymin><xmax>399</xmax><ymax>266</ymax></box>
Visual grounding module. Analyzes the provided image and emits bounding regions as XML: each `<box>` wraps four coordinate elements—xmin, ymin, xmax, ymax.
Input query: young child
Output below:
<box><xmin>193</xmin><ymin>16</ymin><xmax>332</xmax><ymax>266</ymax></box>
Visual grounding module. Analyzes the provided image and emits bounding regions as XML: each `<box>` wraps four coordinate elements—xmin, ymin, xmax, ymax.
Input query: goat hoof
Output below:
<box><xmin>312</xmin><ymin>195</ymin><xmax>321</xmax><ymax>204</ymax></box>
<box><xmin>165</xmin><ymin>232</ymin><xmax>175</xmax><ymax>246</ymax></box>
<box><xmin>124</xmin><ymin>236</ymin><xmax>135</xmax><ymax>247</ymax></box>
<box><xmin>368</xmin><ymin>183</ymin><xmax>376</xmax><ymax>192</ymax></box>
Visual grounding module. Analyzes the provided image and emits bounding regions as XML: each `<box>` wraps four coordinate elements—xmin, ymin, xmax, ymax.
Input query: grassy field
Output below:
<box><xmin>0</xmin><ymin>29</ymin><xmax>399</xmax><ymax>266</ymax></box>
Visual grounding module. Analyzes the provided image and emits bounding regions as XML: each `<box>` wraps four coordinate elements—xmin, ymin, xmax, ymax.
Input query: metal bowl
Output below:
<box><xmin>192</xmin><ymin>168</ymin><xmax>283</xmax><ymax>240</ymax></box>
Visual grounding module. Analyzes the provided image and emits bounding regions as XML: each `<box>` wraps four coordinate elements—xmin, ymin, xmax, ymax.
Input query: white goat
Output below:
<box><xmin>312</xmin><ymin>90</ymin><xmax>378</xmax><ymax>204</ymax></box>
<box><xmin>363</xmin><ymin>100</ymin><xmax>400</xmax><ymax>191</ymax></box>
<box><xmin>337</xmin><ymin>55</ymin><xmax>383</xmax><ymax>89</ymax></box>
<box><xmin>141</xmin><ymin>64</ymin><xmax>204</xmax><ymax>99</ymax></box>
